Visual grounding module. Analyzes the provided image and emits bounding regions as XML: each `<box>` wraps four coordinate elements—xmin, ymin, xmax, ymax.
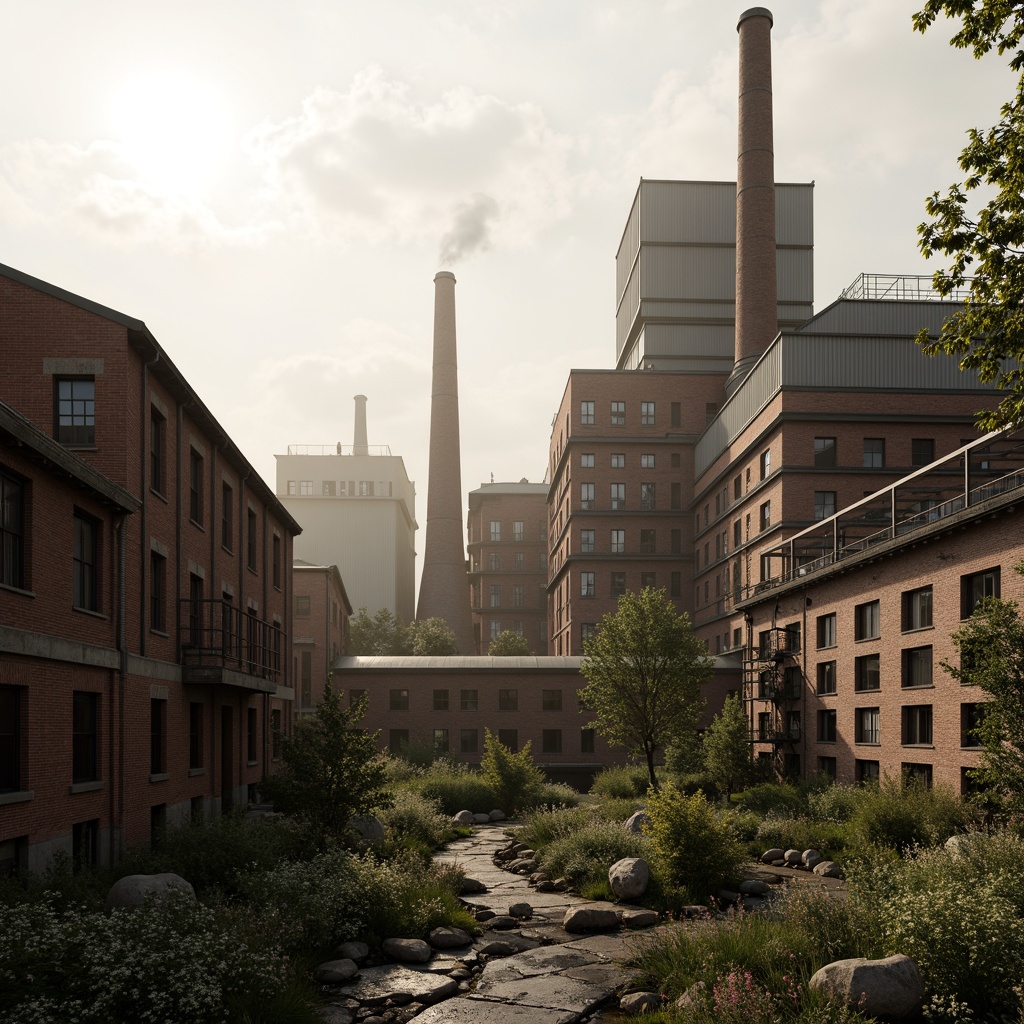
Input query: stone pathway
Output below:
<box><xmin>322</xmin><ymin>824</ymin><xmax>655</xmax><ymax>1023</ymax></box>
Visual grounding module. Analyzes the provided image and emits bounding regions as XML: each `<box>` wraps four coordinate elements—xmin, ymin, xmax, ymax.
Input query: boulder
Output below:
<box><xmin>104</xmin><ymin>873</ymin><xmax>195</xmax><ymax>912</ymax></box>
<box><xmin>761</xmin><ymin>848</ymin><xmax>785</xmax><ymax>864</ymax></box>
<box><xmin>809</xmin><ymin>955</ymin><xmax>923</xmax><ymax>1019</ymax></box>
<box><xmin>802</xmin><ymin>849</ymin><xmax>823</xmax><ymax>869</ymax></box>
<box><xmin>739</xmin><ymin>879</ymin><xmax>771</xmax><ymax>896</ymax></box>
<box><xmin>453</xmin><ymin>810</ymin><xmax>475</xmax><ymax>825</ymax></box>
<box><xmin>813</xmin><ymin>860</ymin><xmax>842</xmax><ymax>879</ymax></box>
<box><xmin>316</xmin><ymin>959</ymin><xmax>359</xmax><ymax>984</ymax></box>
<box><xmin>622</xmin><ymin>909</ymin><xmax>659</xmax><ymax>929</ymax></box>
<box><xmin>945</xmin><ymin>834</ymin><xmax>970</xmax><ymax>856</ymax></box>
<box><xmin>624</xmin><ymin>810</ymin><xmax>650</xmax><ymax>834</ymax></box>
<box><xmin>334</xmin><ymin>941</ymin><xmax>370</xmax><ymax>961</ymax></box>
<box><xmin>486</xmin><ymin>915</ymin><xmax>519</xmax><ymax>930</ymax></box>
<box><xmin>620</xmin><ymin>991</ymin><xmax>661</xmax><ymax>1014</ymax></box>
<box><xmin>459</xmin><ymin>876</ymin><xmax>487</xmax><ymax>895</ymax></box>
<box><xmin>478</xmin><ymin>940</ymin><xmax>519</xmax><ymax>958</ymax></box>
<box><xmin>488</xmin><ymin>809</ymin><xmax>506</xmax><ymax>821</ymax></box>
<box><xmin>609</xmin><ymin>857</ymin><xmax>650</xmax><ymax>901</ymax></box>
<box><xmin>563</xmin><ymin>907</ymin><xmax>619</xmax><ymax>933</ymax></box>
<box><xmin>508</xmin><ymin>902</ymin><xmax>533</xmax><ymax>919</ymax></box>
<box><xmin>351</xmin><ymin>816</ymin><xmax>386</xmax><ymax>847</ymax></box>
<box><xmin>382</xmin><ymin>938</ymin><xmax>432</xmax><ymax>964</ymax></box>
<box><xmin>428</xmin><ymin>927</ymin><xmax>472</xmax><ymax>950</ymax></box>
<box><xmin>319</xmin><ymin>1007</ymin><xmax>355</xmax><ymax>1024</ymax></box>
<box><xmin>473</xmin><ymin>813</ymin><xmax>491</xmax><ymax>824</ymax></box>
<box><xmin>784</xmin><ymin>848</ymin><xmax>802</xmax><ymax>866</ymax></box>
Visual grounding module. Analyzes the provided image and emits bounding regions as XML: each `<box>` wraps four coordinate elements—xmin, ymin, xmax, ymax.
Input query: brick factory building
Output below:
<box><xmin>292</xmin><ymin>561</ymin><xmax>352</xmax><ymax>716</ymax></box>
<box><xmin>0</xmin><ymin>262</ymin><xmax>300</xmax><ymax>873</ymax></box>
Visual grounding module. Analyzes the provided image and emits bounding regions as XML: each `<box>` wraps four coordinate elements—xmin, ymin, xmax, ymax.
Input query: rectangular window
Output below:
<box><xmin>641</xmin><ymin>571</ymin><xmax>656</xmax><ymax>590</ymax></box>
<box><xmin>814</xmin><ymin>437</ymin><xmax>836</xmax><ymax>468</ymax></box>
<box><xmin>671</xmin><ymin>529</ymin><xmax>681</xmax><ymax>554</ymax></box>
<box><xmin>189</xmin><ymin>702</ymin><xmax>203</xmax><ymax>770</ymax></box>
<box><xmin>962</xmin><ymin>567</ymin><xmax>1000</xmax><ymax>618</ymax></box>
<box><xmin>902</xmin><ymin>646</ymin><xmax>933</xmax><ymax>687</ymax></box>
<box><xmin>72</xmin><ymin>513</ymin><xmax>99</xmax><ymax>612</ymax></box>
<box><xmin>671</xmin><ymin>482</ymin><xmax>681</xmax><ymax>509</ymax></box>
<box><xmin>610</xmin><ymin>453</ymin><xmax>625</xmax><ymax>468</ymax></box>
<box><xmin>271</xmin><ymin>709</ymin><xmax>282</xmax><ymax>759</ymax></box>
<box><xmin>580</xmin><ymin>401</ymin><xmax>595</xmax><ymax>425</ymax></box>
<box><xmin>610</xmin><ymin>401</ymin><xmax>625</xmax><ymax>426</ymax></box>
<box><xmin>814</xmin><ymin>491</ymin><xmax>836</xmax><ymax>520</ymax></box>
<box><xmin>581</xmin><ymin>623</ymin><xmax>596</xmax><ymax>642</ymax></box>
<box><xmin>433</xmin><ymin>729</ymin><xmax>449</xmax><ymax>754</ymax></box>
<box><xmin>817</xmin><ymin>709</ymin><xmax>837</xmax><ymax>742</ymax></box>
<box><xmin>759</xmin><ymin>501</ymin><xmax>770</xmax><ymax>532</ymax></box>
<box><xmin>580</xmin><ymin>453</ymin><xmax>594</xmax><ymax>468</ymax></box>
<box><xmin>580</xmin><ymin>483</ymin><xmax>595</xmax><ymax>509</ymax></box>
<box><xmin>72</xmin><ymin>819</ymin><xmax>99</xmax><ymax>872</ymax></box>
<box><xmin>513</xmin><ymin>521</ymin><xmax>524</xmax><ymax>542</ymax></box>
<box><xmin>542</xmin><ymin>689</ymin><xmax>562</xmax><ymax>711</ymax></box>
<box><xmin>433</xmin><ymin>689</ymin><xmax>449</xmax><ymax>711</ymax></box>
<box><xmin>150</xmin><ymin>408</ymin><xmax>165</xmax><ymax>494</ymax></box>
<box><xmin>903</xmin><ymin>762</ymin><xmax>933</xmax><ymax>787</ymax></box>
<box><xmin>855</xmin><ymin>654</ymin><xmax>880</xmax><ymax>691</ymax></box>
<box><xmin>640</xmin><ymin>402</ymin><xmax>655</xmax><ymax>425</ymax></box>
<box><xmin>460</xmin><ymin>729</ymin><xmax>478</xmax><ymax>754</ymax></box>
<box><xmin>903</xmin><ymin>586</ymin><xmax>933</xmax><ymax>630</ymax></box>
<box><xmin>490</xmin><ymin>585</ymin><xmax>501</xmax><ymax>608</ymax></box>
<box><xmin>0</xmin><ymin>471</ymin><xmax>25</xmax><ymax>590</ymax></box>
<box><xmin>902</xmin><ymin>705</ymin><xmax>933</xmax><ymax>745</ymax></box>
<box><xmin>819</xmin><ymin>757</ymin><xmax>837</xmax><ymax>780</ymax></box>
<box><xmin>189</xmin><ymin>449</ymin><xmax>204</xmax><ymax>525</ymax></box>
<box><xmin>348</xmin><ymin>689</ymin><xmax>367</xmax><ymax>709</ymax></box>
<box><xmin>641</xmin><ymin>454</ymin><xmax>655</xmax><ymax>469</ymax></box>
<box><xmin>817</xmin><ymin>660</ymin><xmax>837</xmax><ymax>694</ymax></box>
<box><xmin>56</xmin><ymin>378</ymin><xmax>95</xmax><ymax>446</ymax></box>
<box><xmin>542</xmin><ymin>729</ymin><xmax>562</xmax><ymax>754</ymax></box>
<box><xmin>389</xmin><ymin>730</ymin><xmax>409</xmax><ymax>755</ymax></box>
<box><xmin>580</xmin><ymin>571</ymin><xmax>595</xmax><ymax>598</ymax></box>
<box><xmin>295</xmin><ymin>595</ymin><xmax>310</xmax><ymax>616</ymax></box>
<box><xmin>247</xmin><ymin>706</ymin><xmax>257</xmax><ymax>763</ymax></box>
<box><xmin>911</xmin><ymin>438</ymin><xmax>935</xmax><ymax>466</ymax></box>
<box><xmin>640</xmin><ymin>482</ymin><xmax>656</xmax><ymax>511</ymax></box>
<box><xmin>322</xmin><ymin>480</ymin><xmax>336</xmax><ymax>496</ymax></box>
<box><xmin>299</xmin><ymin>481</ymin><xmax>313</xmax><ymax>495</ymax></box>
<box><xmin>610</xmin><ymin>483</ymin><xmax>625</xmax><ymax>509</ymax></box>
<box><xmin>247</xmin><ymin>509</ymin><xmax>257</xmax><ymax>570</ymax></box>
<box><xmin>961</xmin><ymin>703</ymin><xmax>985</xmax><ymax>747</ymax></box>
<box><xmin>150</xmin><ymin>552</ymin><xmax>165</xmax><ymax>632</ymax></box>
<box><xmin>514</xmin><ymin>552</ymin><xmax>524</xmax><ymax>571</ymax></box>
<box><xmin>72</xmin><ymin>691</ymin><xmax>99</xmax><ymax>783</ymax></box>
<box><xmin>640</xmin><ymin>529</ymin><xmax>656</xmax><ymax>554</ymax></box>
<box><xmin>757</xmin><ymin>711</ymin><xmax>772</xmax><ymax>742</ymax></box>
<box><xmin>580</xmin><ymin>529</ymin><xmax>595</xmax><ymax>553</ymax></box>
<box><xmin>272</xmin><ymin>534</ymin><xmax>281</xmax><ymax>589</ymax></box>
<box><xmin>389</xmin><ymin>689</ymin><xmax>410</xmax><ymax>711</ymax></box>
<box><xmin>611</xmin><ymin>572</ymin><xmax>626</xmax><ymax>598</ymax></box>
<box><xmin>460</xmin><ymin>689</ymin><xmax>478</xmax><ymax>712</ymax></box>
<box><xmin>760</xmin><ymin>449</ymin><xmax>771</xmax><ymax>479</ymax></box>
<box><xmin>580</xmin><ymin>728</ymin><xmax>595</xmax><ymax>754</ymax></box>
<box><xmin>863</xmin><ymin>438</ymin><xmax>885</xmax><ymax>468</ymax></box>
<box><xmin>489</xmin><ymin>552</ymin><xmax>501</xmax><ymax>571</ymax></box>
<box><xmin>855</xmin><ymin>600</ymin><xmax>880</xmax><ymax>640</ymax></box>
<box><xmin>670</xmin><ymin>571</ymin><xmax>681</xmax><ymax>597</ymax></box>
<box><xmin>610</xmin><ymin>529</ymin><xmax>625</xmax><ymax>554</ymax></box>
<box><xmin>855</xmin><ymin>759</ymin><xmax>880</xmax><ymax>784</ymax></box>
<box><xmin>497</xmin><ymin>729</ymin><xmax>518</xmax><ymax>752</ymax></box>
<box><xmin>219</xmin><ymin>481</ymin><xmax>233</xmax><ymax>550</ymax></box>
<box><xmin>0</xmin><ymin>687</ymin><xmax>22</xmax><ymax>793</ymax></box>
<box><xmin>855</xmin><ymin>707</ymin><xmax>880</xmax><ymax>745</ymax></box>
<box><xmin>300</xmin><ymin>651</ymin><xmax>312</xmax><ymax>706</ymax></box>
<box><xmin>490</xmin><ymin>521</ymin><xmax>501</xmax><ymax>542</ymax></box>
<box><xmin>498</xmin><ymin>688</ymin><xmax>519</xmax><ymax>711</ymax></box>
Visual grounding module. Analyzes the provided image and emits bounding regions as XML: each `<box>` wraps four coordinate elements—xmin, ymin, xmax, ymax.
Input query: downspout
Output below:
<box><xmin>114</xmin><ymin>513</ymin><xmax>127</xmax><ymax>863</ymax></box>
<box><xmin>140</xmin><ymin>347</ymin><xmax>160</xmax><ymax>656</ymax></box>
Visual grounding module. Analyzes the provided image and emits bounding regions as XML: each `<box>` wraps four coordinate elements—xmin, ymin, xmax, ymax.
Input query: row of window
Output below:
<box><xmin>579</xmin><ymin>570</ymin><xmax>680</xmax><ymax>599</ymax></box>
<box><xmin>578</xmin><ymin>527</ymin><xmax>677</xmax><ymax>555</ymax></box>
<box><xmin>487</xmin><ymin>521</ymin><xmax>527</xmax><ymax>542</ymax></box>
<box><xmin>285</xmin><ymin>480</ymin><xmax>390</xmax><ymax>497</ymax></box>
<box><xmin>389</xmin><ymin>727</ymin><xmax>595</xmax><ymax>756</ymax></box>
<box><xmin>813</xmin><ymin>436</ymin><xmax>937</xmax><ymax>470</ymax></box>
<box><xmin>579</xmin><ymin>453</ymin><xmax>663</xmax><ymax>469</ymax></box>
<box><xmin>579</xmin><ymin>482</ymin><xmax>666</xmax><ymax>511</ymax></box>
<box><xmin>386</xmin><ymin>687</ymin><xmax>571</xmax><ymax>712</ymax></box>
<box><xmin>579</xmin><ymin>400</ymin><xmax>657</xmax><ymax>426</ymax></box>
<box><xmin>486</xmin><ymin>585</ymin><xmax>529</xmax><ymax>608</ymax></box>
<box><xmin>476</xmin><ymin>552</ymin><xmax>547</xmax><ymax>572</ymax></box>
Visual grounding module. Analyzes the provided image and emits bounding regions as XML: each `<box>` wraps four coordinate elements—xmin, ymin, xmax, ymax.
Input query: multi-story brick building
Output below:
<box><xmin>0</xmin><ymin>261</ymin><xmax>300</xmax><ymax>872</ymax></box>
<box><xmin>293</xmin><ymin>560</ymin><xmax>351</xmax><ymax>715</ymax></box>
<box><xmin>467</xmin><ymin>481</ymin><xmax>547</xmax><ymax>654</ymax></box>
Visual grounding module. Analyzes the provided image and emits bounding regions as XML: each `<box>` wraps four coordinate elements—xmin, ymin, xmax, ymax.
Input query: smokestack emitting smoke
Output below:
<box><xmin>438</xmin><ymin>193</ymin><xmax>499</xmax><ymax>266</ymax></box>
<box><xmin>416</xmin><ymin>271</ymin><xmax>476</xmax><ymax>653</ymax></box>
<box><xmin>353</xmin><ymin>394</ymin><xmax>368</xmax><ymax>456</ymax></box>
<box><xmin>729</xmin><ymin>7</ymin><xmax>778</xmax><ymax>394</ymax></box>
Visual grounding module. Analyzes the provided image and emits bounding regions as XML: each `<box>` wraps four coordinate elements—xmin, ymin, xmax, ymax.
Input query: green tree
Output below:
<box><xmin>488</xmin><ymin>630</ymin><xmax>532</xmax><ymax>656</ymax></box>
<box><xmin>701</xmin><ymin>693</ymin><xmax>754</xmax><ymax>799</ymax></box>
<box><xmin>480</xmin><ymin>729</ymin><xmax>545</xmax><ymax>812</ymax></box>
<box><xmin>578</xmin><ymin>587</ymin><xmax>712</xmax><ymax>790</ymax></box>
<box><xmin>914</xmin><ymin>1</ymin><xmax>1024</xmax><ymax>429</ymax></box>
<box><xmin>348</xmin><ymin>607</ymin><xmax>409</xmax><ymax>655</ymax></box>
<box><xmin>261</xmin><ymin>681</ymin><xmax>393</xmax><ymax>845</ymax></box>
<box><xmin>945</xmin><ymin>561</ymin><xmax>1024</xmax><ymax>808</ymax></box>
<box><xmin>406</xmin><ymin>616</ymin><xmax>459</xmax><ymax>655</ymax></box>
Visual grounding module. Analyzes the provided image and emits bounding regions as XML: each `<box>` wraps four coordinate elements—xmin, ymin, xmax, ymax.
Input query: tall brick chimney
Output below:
<box><xmin>353</xmin><ymin>394</ymin><xmax>368</xmax><ymax>456</ymax></box>
<box><xmin>728</xmin><ymin>7</ymin><xmax>778</xmax><ymax>395</ymax></box>
<box><xmin>415</xmin><ymin>271</ymin><xmax>475</xmax><ymax>653</ymax></box>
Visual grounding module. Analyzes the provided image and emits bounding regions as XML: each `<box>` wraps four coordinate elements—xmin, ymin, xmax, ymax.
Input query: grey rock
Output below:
<box><xmin>510</xmin><ymin>858</ymin><xmax>539</xmax><ymax>874</ymax></box>
<box><xmin>459</xmin><ymin>876</ymin><xmax>487</xmax><ymax>895</ymax></box>
<box><xmin>104</xmin><ymin>873</ymin><xmax>195</xmax><ymax>912</ymax></box>
<box><xmin>340</xmin><ymin>965</ymin><xmax>458</xmax><ymax>1007</ymax></box>
<box><xmin>739</xmin><ymin>879</ymin><xmax>771</xmax><ymax>896</ymax></box>
<box><xmin>802</xmin><ymin>848</ymin><xmax>823</xmax><ymax>869</ymax></box>
<box><xmin>487</xmin><ymin>915</ymin><xmax>519</xmax><ymax>930</ymax></box>
<box><xmin>449</xmin><ymin>968</ymin><xmax>472</xmax><ymax>980</ymax></box>
<box><xmin>489</xmin><ymin>809</ymin><xmax>506</xmax><ymax>821</ymax></box>
<box><xmin>536</xmin><ymin>880</ymin><xmax>556</xmax><ymax>892</ymax></box>
<box><xmin>784</xmin><ymin>848</ymin><xmax>802</xmax><ymax>866</ymax></box>
<box><xmin>813</xmin><ymin>860</ymin><xmax>843</xmax><ymax>878</ymax></box>
<box><xmin>478</xmin><ymin>940</ymin><xmax>520</xmax><ymax>957</ymax></box>
<box><xmin>622</xmin><ymin>908</ymin><xmax>659</xmax><ymax>929</ymax></box>
<box><xmin>945</xmin><ymin>834</ymin><xmax>970</xmax><ymax>856</ymax></box>
<box><xmin>319</xmin><ymin>1007</ymin><xmax>355</xmax><ymax>1024</ymax></box>
<box><xmin>335</xmin><ymin>941</ymin><xmax>370</xmax><ymax>961</ymax></box>
<box><xmin>475</xmin><ymin>909</ymin><xmax>496</xmax><ymax>922</ymax></box>
<box><xmin>473</xmin><ymin>813</ymin><xmax>491</xmax><ymax>824</ymax></box>
<box><xmin>718</xmin><ymin>889</ymin><xmax>741</xmax><ymax>905</ymax></box>
<box><xmin>563</xmin><ymin>907</ymin><xmax>619</xmax><ymax>933</ymax></box>
<box><xmin>428</xmin><ymin>927</ymin><xmax>472</xmax><ymax>949</ymax></box>
<box><xmin>317</xmin><ymin>959</ymin><xmax>359</xmax><ymax>984</ymax></box>
<box><xmin>508</xmin><ymin>901</ymin><xmax>533</xmax><ymax>919</ymax></box>
<box><xmin>624</xmin><ymin>810</ymin><xmax>650</xmax><ymax>834</ymax></box>
<box><xmin>608</xmin><ymin>857</ymin><xmax>649</xmax><ymax>901</ymax></box>
<box><xmin>679</xmin><ymin>905</ymin><xmax>709</xmax><ymax>918</ymax></box>
<box><xmin>620</xmin><ymin>991</ymin><xmax>661</xmax><ymax>1014</ymax></box>
<box><xmin>453</xmin><ymin>810</ymin><xmax>475</xmax><ymax>825</ymax></box>
<box><xmin>382</xmin><ymin>938</ymin><xmax>432</xmax><ymax>963</ymax></box>
<box><xmin>351</xmin><ymin>815</ymin><xmax>385</xmax><ymax>847</ymax></box>
<box><xmin>760</xmin><ymin>848</ymin><xmax>785</xmax><ymax>864</ymax></box>
<box><xmin>675</xmin><ymin>980</ymin><xmax>707</xmax><ymax>1011</ymax></box>
<box><xmin>809</xmin><ymin>954</ymin><xmax>924</xmax><ymax>1019</ymax></box>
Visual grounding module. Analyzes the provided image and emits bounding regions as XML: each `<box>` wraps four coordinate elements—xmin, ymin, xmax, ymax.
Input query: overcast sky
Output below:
<box><xmin>1</xmin><ymin>1</ymin><xmax>1016</xmax><ymax>571</ymax></box>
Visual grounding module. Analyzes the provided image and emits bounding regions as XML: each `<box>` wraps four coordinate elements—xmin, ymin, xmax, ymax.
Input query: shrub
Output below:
<box><xmin>751</xmin><ymin>813</ymin><xmax>850</xmax><ymax>862</ymax></box>
<box><xmin>536</xmin><ymin>782</ymin><xmax>581</xmax><ymax>808</ymax></box>
<box><xmin>512</xmin><ymin>805</ymin><xmax>591</xmax><ymax>851</ymax></box>
<box><xmin>806</xmin><ymin>784</ymin><xmax>859</xmax><ymax>823</ymax></box>
<box><xmin>377</xmin><ymin>789</ymin><xmax>457</xmax><ymax>857</ymax></box>
<box><xmin>539</xmin><ymin>819</ymin><xmax>647</xmax><ymax>893</ymax></box>
<box><xmin>418</xmin><ymin>759</ymin><xmax>496</xmax><ymax>815</ymax></box>
<box><xmin>735</xmin><ymin>781</ymin><xmax>807</xmax><ymax>817</ymax></box>
<box><xmin>481</xmin><ymin>730</ymin><xmax>546</xmax><ymax>813</ymax></box>
<box><xmin>0</xmin><ymin>891</ymin><xmax>291</xmax><ymax>1024</ymax></box>
<box><xmin>590</xmin><ymin>764</ymin><xmax>652</xmax><ymax>800</ymax></box>
<box><xmin>849</xmin><ymin>777</ymin><xmax>932</xmax><ymax>852</ymax></box>
<box><xmin>644</xmin><ymin>785</ymin><xmax>744</xmax><ymax>905</ymax></box>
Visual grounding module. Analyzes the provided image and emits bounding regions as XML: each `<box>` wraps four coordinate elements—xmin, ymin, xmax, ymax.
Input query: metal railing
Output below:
<box><xmin>839</xmin><ymin>273</ymin><xmax>974</xmax><ymax>302</ymax></box>
<box><xmin>286</xmin><ymin>444</ymin><xmax>393</xmax><ymax>457</ymax></box>
<box><xmin>179</xmin><ymin>599</ymin><xmax>284</xmax><ymax>683</ymax></box>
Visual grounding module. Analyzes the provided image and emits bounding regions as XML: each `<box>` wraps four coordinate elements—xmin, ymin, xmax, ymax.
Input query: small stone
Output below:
<box><xmin>486</xmin><ymin>915</ymin><xmax>518</xmax><ymax>930</ymax></box>
<box><xmin>718</xmin><ymin>890</ymin><xmax>741</xmax><ymax>905</ymax></box>
<box><xmin>563</xmin><ymin>907</ymin><xmax>619</xmax><ymax>932</ymax></box>
<box><xmin>760</xmin><ymin>848</ymin><xmax>785</xmax><ymax>864</ymax></box>
<box><xmin>316</xmin><ymin>959</ymin><xmax>359</xmax><ymax>984</ymax></box>
<box><xmin>382</xmin><ymin>938</ymin><xmax>432</xmax><ymax>963</ymax></box>
<box><xmin>784</xmin><ymin>849</ymin><xmax>802</xmax><ymax>866</ymax></box>
<box><xmin>802</xmin><ymin>849</ymin><xmax>823</xmax><ymax>869</ymax></box>
<box><xmin>508</xmin><ymin>902</ymin><xmax>532</xmax><ymax>919</ymax></box>
<box><xmin>453</xmin><ymin>810</ymin><xmax>475</xmax><ymax>825</ymax></box>
<box><xmin>449</xmin><ymin>968</ymin><xmax>471</xmax><ymax>980</ymax></box>
<box><xmin>622</xmin><ymin>909</ymin><xmax>659</xmax><ymax>929</ymax></box>
<box><xmin>459</xmin><ymin>877</ymin><xmax>487</xmax><ymax>895</ymax></box>
<box><xmin>457</xmin><ymin>980</ymin><xmax>470</xmax><ymax>992</ymax></box>
<box><xmin>813</xmin><ymin>860</ymin><xmax>843</xmax><ymax>878</ymax></box>
<box><xmin>319</xmin><ymin>1006</ymin><xmax>355</xmax><ymax>1024</ymax></box>
<box><xmin>679</xmin><ymin>905</ymin><xmax>709</xmax><ymax>918</ymax></box>
<box><xmin>489</xmin><ymin>809</ymin><xmax>506</xmax><ymax>821</ymax></box>
<box><xmin>624</xmin><ymin>809</ymin><xmax>651</xmax><ymax>833</ymax></box>
<box><xmin>479</xmin><ymin>940</ymin><xmax>519</xmax><ymax>957</ymax></box>
<box><xmin>475</xmin><ymin>909</ymin><xmax>496</xmax><ymax>922</ymax></box>
<box><xmin>740</xmin><ymin>879</ymin><xmax>771</xmax><ymax>896</ymax></box>
<box><xmin>552</xmin><ymin>878</ymin><xmax>569</xmax><ymax>891</ymax></box>
<box><xmin>620</xmin><ymin>991</ymin><xmax>661</xmax><ymax>1014</ymax></box>
<box><xmin>535</xmin><ymin>880</ymin><xmax>555</xmax><ymax>892</ymax></box>
<box><xmin>335</xmin><ymin>942</ymin><xmax>370</xmax><ymax>961</ymax></box>
<box><xmin>429</xmin><ymin>927</ymin><xmax>472</xmax><ymax>949</ymax></box>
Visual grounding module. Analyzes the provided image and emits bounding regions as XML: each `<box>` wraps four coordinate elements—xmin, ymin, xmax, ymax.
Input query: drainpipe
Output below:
<box><xmin>113</xmin><ymin>513</ymin><xmax>127</xmax><ymax>863</ymax></box>
<box><xmin>140</xmin><ymin>348</ymin><xmax>160</xmax><ymax>656</ymax></box>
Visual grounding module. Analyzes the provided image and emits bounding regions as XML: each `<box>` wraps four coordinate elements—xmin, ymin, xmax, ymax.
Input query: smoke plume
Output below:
<box><xmin>438</xmin><ymin>193</ymin><xmax>499</xmax><ymax>265</ymax></box>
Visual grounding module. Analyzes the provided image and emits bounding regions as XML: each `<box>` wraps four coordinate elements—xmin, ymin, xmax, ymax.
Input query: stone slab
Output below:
<box><xmin>472</xmin><ymin>962</ymin><xmax>625</xmax><ymax>1013</ymax></box>
<box><xmin>338</xmin><ymin>965</ymin><xmax>458</xmax><ymax>1006</ymax></box>
<box><xmin>411</xmin><ymin>999</ymin><xmax>576</xmax><ymax>1024</ymax></box>
<box><xmin>476</xmin><ymin>945</ymin><xmax>603</xmax><ymax>987</ymax></box>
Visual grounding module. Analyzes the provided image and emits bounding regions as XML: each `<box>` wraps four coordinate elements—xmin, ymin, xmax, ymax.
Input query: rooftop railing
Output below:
<box><xmin>286</xmin><ymin>444</ymin><xmax>393</xmax><ymax>457</ymax></box>
<box><xmin>839</xmin><ymin>273</ymin><xmax>974</xmax><ymax>302</ymax></box>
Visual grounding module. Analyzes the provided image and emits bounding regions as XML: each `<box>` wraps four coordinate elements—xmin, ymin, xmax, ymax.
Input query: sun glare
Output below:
<box><xmin>110</xmin><ymin>72</ymin><xmax>231</xmax><ymax>195</ymax></box>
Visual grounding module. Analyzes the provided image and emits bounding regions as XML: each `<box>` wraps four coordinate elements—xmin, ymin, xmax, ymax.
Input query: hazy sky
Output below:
<box><xmin>1</xmin><ymin>2</ymin><xmax>1015</xmax><ymax>555</ymax></box>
